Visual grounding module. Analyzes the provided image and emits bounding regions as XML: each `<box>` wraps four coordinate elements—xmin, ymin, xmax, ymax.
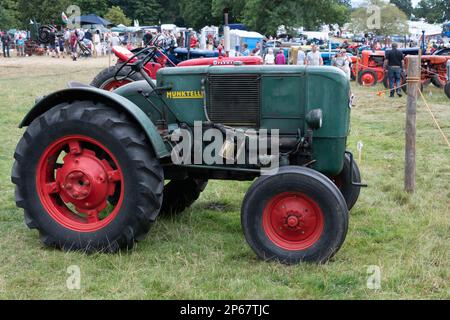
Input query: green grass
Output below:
<box><xmin>0</xmin><ymin>56</ymin><xmax>448</xmax><ymax>299</ymax></box>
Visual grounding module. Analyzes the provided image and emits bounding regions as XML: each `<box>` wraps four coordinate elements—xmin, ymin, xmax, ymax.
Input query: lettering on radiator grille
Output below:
<box><xmin>166</xmin><ymin>91</ymin><xmax>204</xmax><ymax>99</ymax></box>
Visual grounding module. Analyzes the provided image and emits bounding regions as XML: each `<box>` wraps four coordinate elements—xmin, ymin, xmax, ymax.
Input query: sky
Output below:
<box><xmin>351</xmin><ymin>0</ymin><xmax>421</xmax><ymax>7</ymax></box>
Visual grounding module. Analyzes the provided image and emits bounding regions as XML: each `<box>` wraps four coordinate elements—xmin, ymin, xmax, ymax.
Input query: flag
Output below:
<box><xmin>62</xmin><ymin>12</ymin><xmax>69</xmax><ymax>25</ymax></box>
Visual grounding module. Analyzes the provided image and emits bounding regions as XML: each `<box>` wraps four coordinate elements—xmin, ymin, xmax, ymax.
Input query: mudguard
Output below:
<box><xmin>19</xmin><ymin>87</ymin><xmax>170</xmax><ymax>159</ymax></box>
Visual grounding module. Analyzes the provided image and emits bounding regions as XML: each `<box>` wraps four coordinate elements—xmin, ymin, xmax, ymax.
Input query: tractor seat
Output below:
<box><xmin>67</xmin><ymin>81</ymin><xmax>95</xmax><ymax>89</ymax></box>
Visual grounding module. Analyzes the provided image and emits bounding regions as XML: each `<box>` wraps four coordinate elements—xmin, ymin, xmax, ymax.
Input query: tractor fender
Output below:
<box><xmin>19</xmin><ymin>87</ymin><xmax>171</xmax><ymax>159</ymax></box>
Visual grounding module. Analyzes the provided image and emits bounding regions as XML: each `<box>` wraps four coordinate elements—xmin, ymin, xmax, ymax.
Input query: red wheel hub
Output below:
<box><xmin>361</xmin><ymin>73</ymin><xmax>375</xmax><ymax>86</ymax></box>
<box><xmin>263</xmin><ymin>192</ymin><xmax>324</xmax><ymax>251</ymax></box>
<box><xmin>102</xmin><ymin>79</ymin><xmax>132</xmax><ymax>91</ymax></box>
<box><xmin>37</xmin><ymin>135</ymin><xmax>124</xmax><ymax>232</ymax></box>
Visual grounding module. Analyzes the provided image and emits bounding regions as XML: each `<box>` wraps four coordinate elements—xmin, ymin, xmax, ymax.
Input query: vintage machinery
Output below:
<box><xmin>445</xmin><ymin>59</ymin><xmax>450</xmax><ymax>99</ymax></box>
<box><xmin>12</xmin><ymin>47</ymin><xmax>363</xmax><ymax>264</ymax></box>
<box><xmin>91</xmin><ymin>45</ymin><xmax>262</xmax><ymax>91</ymax></box>
<box><xmin>417</xmin><ymin>55</ymin><xmax>450</xmax><ymax>88</ymax></box>
<box><xmin>351</xmin><ymin>50</ymin><xmax>386</xmax><ymax>86</ymax></box>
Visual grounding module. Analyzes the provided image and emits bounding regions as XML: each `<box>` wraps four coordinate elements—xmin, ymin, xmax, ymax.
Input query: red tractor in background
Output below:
<box><xmin>91</xmin><ymin>46</ymin><xmax>263</xmax><ymax>91</ymax></box>
<box><xmin>350</xmin><ymin>50</ymin><xmax>386</xmax><ymax>86</ymax></box>
<box><xmin>400</xmin><ymin>55</ymin><xmax>450</xmax><ymax>93</ymax></box>
<box><xmin>416</xmin><ymin>55</ymin><xmax>449</xmax><ymax>89</ymax></box>
<box><xmin>351</xmin><ymin>50</ymin><xmax>450</xmax><ymax>93</ymax></box>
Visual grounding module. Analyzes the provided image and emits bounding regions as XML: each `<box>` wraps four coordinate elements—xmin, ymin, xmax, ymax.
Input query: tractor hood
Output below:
<box><xmin>156</xmin><ymin>65</ymin><xmax>351</xmax><ymax>175</ymax></box>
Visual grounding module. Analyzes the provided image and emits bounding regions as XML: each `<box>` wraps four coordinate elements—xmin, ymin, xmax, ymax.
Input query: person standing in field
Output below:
<box><xmin>332</xmin><ymin>49</ymin><xmax>352</xmax><ymax>79</ymax></box>
<box><xmin>16</xmin><ymin>35</ymin><xmax>25</xmax><ymax>57</ymax></box>
<box><xmin>59</xmin><ymin>36</ymin><xmax>66</xmax><ymax>58</ymax></box>
<box><xmin>241</xmin><ymin>43</ymin><xmax>250</xmax><ymax>56</ymax></box>
<box><xmin>48</xmin><ymin>30</ymin><xmax>57</xmax><ymax>57</ymax></box>
<box><xmin>93</xmin><ymin>30</ymin><xmax>101</xmax><ymax>57</ymax></box>
<box><xmin>384</xmin><ymin>42</ymin><xmax>405</xmax><ymax>98</ymax></box>
<box><xmin>143</xmin><ymin>31</ymin><xmax>153</xmax><ymax>46</ymax></box>
<box><xmin>297</xmin><ymin>48</ymin><xmax>306</xmax><ymax>65</ymax></box>
<box><xmin>275</xmin><ymin>49</ymin><xmax>286</xmax><ymax>65</ymax></box>
<box><xmin>264</xmin><ymin>48</ymin><xmax>275</xmax><ymax>65</ymax></box>
<box><xmin>64</xmin><ymin>28</ymin><xmax>71</xmax><ymax>56</ymax></box>
<box><xmin>306</xmin><ymin>44</ymin><xmax>323</xmax><ymax>66</ymax></box>
<box><xmin>251</xmin><ymin>41</ymin><xmax>261</xmax><ymax>56</ymax></box>
<box><xmin>70</xmin><ymin>30</ymin><xmax>78</xmax><ymax>61</ymax></box>
<box><xmin>111</xmin><ymin>33</ymin><xmax>120</xmax><ymax>47</ymax></box>
<box><xmin>1</xmin><ymin>31</ymin><xmax>11</xmax><ymax>57</ymax></box>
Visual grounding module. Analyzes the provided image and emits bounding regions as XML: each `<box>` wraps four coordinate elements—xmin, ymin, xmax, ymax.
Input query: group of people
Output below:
<box><xmin>143</xmin><ymin>29</ymin><xmax>179</xmax><ymax>50</ymax></box>
<box><xmin>0</xmin><ymin>26</ymin><xmax>119</xmax><ymax>61</ymax></box>
<box><xmin>1</xmin><ymin>30</ymin><xmax>28</xmax><ymax>58</ymax></box>
<box><xmin>239</xmin><ymin>40</ymin><xmax>352</xmax><ymax>79</ymax></box>
<box><xmin>47</xmin><ymin>28</ymin><xmax>117</xmax><ymax>61</ymax></box>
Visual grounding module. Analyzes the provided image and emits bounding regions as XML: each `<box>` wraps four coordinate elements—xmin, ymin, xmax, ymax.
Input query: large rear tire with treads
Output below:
<box><xmin>12</xmin><ymin>101</ymin><xmax>164</xmax><ymax>252</ymax></box>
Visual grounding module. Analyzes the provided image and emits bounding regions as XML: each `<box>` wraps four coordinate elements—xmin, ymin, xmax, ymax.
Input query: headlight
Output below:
<box><xmin>305</xmin><ymin>109</ymin><xmax>323</xmax><ymax>130</ymax></box>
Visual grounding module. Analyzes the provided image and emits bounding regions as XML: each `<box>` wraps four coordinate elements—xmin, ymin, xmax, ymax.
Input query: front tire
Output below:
<box><xmin>358</xmin><ymin>69</ymin><xmax>377</xmax><ymax>86</ymax></box>
<box><xmin>11</xmin><ymin>102</ymin><xmax>164</xmax><ymax>252</ymax></box>
<box><xmin>241</xmin><ymin>166</ymin><xmax>349</xmax><ymax>264</ymax></box>
<box><xmin>445</xmin><ymin>82</ymin><xmax>450</xmax><ymax>99</ymax></box>
<box><xmin>430</xmin><ymin>74</ymin><xmax>445</xmax><ymax>88</ymax></box>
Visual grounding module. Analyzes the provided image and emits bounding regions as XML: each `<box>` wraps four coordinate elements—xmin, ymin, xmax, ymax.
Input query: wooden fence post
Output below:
<box><xmin>405</xmin><ymin>56</ymin><xmax>420</xmax><ymax>193</ymax></box>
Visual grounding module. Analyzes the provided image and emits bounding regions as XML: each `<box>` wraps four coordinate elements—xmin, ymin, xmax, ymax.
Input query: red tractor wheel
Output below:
<box><xmin>12</xmin><ymin>102</ymin><xmax>164</xmax><ymax>252</ymax></box>
<box><xmin>241</xmin><ymin>166</ymin><xmax>348</xmax><ymax>264</ymax></box>
<box><xmin>36</xmin><ymin>135</ymin><xmax>125</xmax><ymax>232</ymax></box>
<box><xmin>431</xmin><ymin>74</ymin><xmax>446</xmax><ymax>88</ymax></box>
<box><xmin>401</xmin><ymin>74</ymin><xmax>425</xmax><ymax>93</ymax></box>
<box><xmin>358</xmin><ymin>69</ymin><xmax>378</xmax><ymax>86</ymax></box>
<box><xmin>91</xmin><ymin>65</ymin><xmax>143</xmax><ymax>91</ymax></box>
<box><xmin>445</xmin><ymin>82</ymin><xmax>450</xmax><ymax>99</ymax></box>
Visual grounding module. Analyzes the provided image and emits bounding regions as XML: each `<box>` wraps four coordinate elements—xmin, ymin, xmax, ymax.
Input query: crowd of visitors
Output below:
<box><xmin>0</xmin><ymin>27</ymin><xmax>118</xmax><ymax>61</ymax></box>
<box><xmin>1</xmin><ymin>30</ymin><xmax>28</xmax><ymax>58</ymax></box>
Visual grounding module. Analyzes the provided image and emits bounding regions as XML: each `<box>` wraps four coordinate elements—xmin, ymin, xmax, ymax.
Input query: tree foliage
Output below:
<box><xmin>215</xmin><ymin>0</ymin><xmax>351</xmax><ymax>35</ymax></box>
<box><xmin>179</xmin><ymin>0</ymin><xmax>220</xmax><ymax>30</ymax></box>
<box><xmin>414</xmin><ymin>0</ymin><xmax>450</xmax><ymax>24</ymax></box>
<box><xmin>0</xmin><ymin>0</ymin><xmax>19</xmax><ymax>29</ymax></box>
<box><xmin>104</xmin><ymin>6</ymin><xmax>131</xmax><ymax>26</ymax></box>
<box><xmin>17</xmin><ymin>0</ymin><xmax>71</xmax><ymax>26</ymax></box>
<box><xmin>74</xmin><ymin>0</ymin><xmax>109</xmax><ymax>17</ymax></box>
<box><xmin>350</xmin><ymin>0</ymin><xmax>409</xmax><ymax>36</ymax></box>
<box><xmin>3</xmin><ymin>0</ymin><xmax>352</xmax><ymax>33</ymax></box>
<box><xmin>390</xmin><ymin>0</ymin><xmax>413</xmax><ymax>18</ymax></box>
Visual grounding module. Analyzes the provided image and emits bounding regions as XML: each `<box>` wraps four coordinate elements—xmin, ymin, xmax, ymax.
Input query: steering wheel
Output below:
<box><xmin>114</xmin><ymin>46</ymin><xmax>158</xmax><ymax>82</ymax></box>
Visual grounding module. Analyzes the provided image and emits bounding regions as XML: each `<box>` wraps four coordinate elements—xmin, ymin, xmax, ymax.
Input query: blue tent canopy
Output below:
<box><xmin>79</xmin><ymin>14</ymin><xmax>113</xmax><ymax>27</ymax></box>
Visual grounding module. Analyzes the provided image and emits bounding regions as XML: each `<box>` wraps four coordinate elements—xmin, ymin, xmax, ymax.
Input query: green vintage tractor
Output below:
<box><xmin>12</xmin><ymin>47</ymin><xmax>364</xmax><ymax>264</ymax></box>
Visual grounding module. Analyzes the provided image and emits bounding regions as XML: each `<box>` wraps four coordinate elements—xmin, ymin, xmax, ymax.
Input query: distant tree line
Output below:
<box><xmin>0</xmin><ymin>0</ymin><xmax>351</xmax><ymax>34</ymax></box>
<box><xmin>0</xmin><ymin>0</ymin><xmax>448</xmax><ymax>34</ymax></box>
<box><xmin>390</xmin><ymin>0</ymin><xmax>449</xmax><ymax>23</ymax></box>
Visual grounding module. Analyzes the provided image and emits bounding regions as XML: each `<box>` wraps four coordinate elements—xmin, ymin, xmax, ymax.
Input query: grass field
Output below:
<box><xmin>0</xmin><ymin>56</ymin><xmax>448</xmax><ymax>299</ymax></box>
